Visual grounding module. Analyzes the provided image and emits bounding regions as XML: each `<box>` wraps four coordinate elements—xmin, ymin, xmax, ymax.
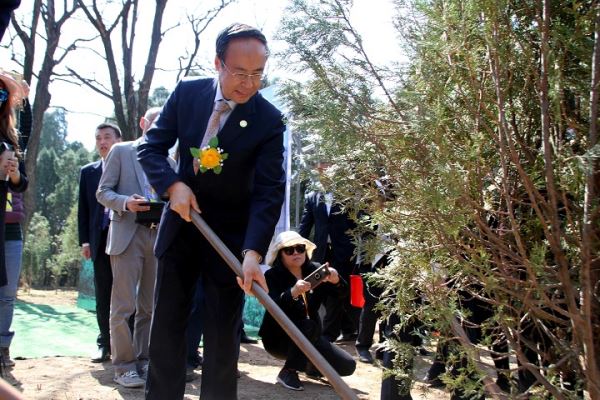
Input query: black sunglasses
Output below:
<box><xmin>281</xmin><ymin>244</ymin><xmax>306</xmax><ymax>256</ymax></box>
<box><xmin>0</xmin><ymin>89</ymin><xmax>8</xmax><ymax>103</ymax></box>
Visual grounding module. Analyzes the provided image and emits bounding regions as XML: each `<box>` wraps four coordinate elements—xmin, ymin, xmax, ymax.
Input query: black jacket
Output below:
<box><xmin>77</xmin><ymin>160</ymin><xmax>104</xmax><ymax>261</ymax></box>
<box><xmin>298</xmin><ymin>191</ymin><xmax>356</xmax><ymax>268</ymax></box>
<box><xmin>138</xmin><ymin>77</ymin><xmax>286</xmax><ymax>260</ymax></box>
<box><xmin>259</xmin><ymin>260</ymin><xmax>346</xmax><ymax>344</ymax></box>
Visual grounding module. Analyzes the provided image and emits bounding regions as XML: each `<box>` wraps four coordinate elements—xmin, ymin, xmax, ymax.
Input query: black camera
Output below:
<box><xmin>304</xmin><ymin>264</ymin><xmax>331</xmax><ymax>289</ymax></box>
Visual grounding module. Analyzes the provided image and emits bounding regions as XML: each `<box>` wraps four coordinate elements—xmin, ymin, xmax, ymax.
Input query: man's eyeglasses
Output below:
<box><xmin>220</xmin><ymin>61</ymin><xmax>263</xmax><ymax>84</ymax></box>
<box><xmin>0</xmin><ymin>89</ymin><xmax>8</xmax><ymax>103</ymax></box>
<box><xmin>281</xmin><ymin>244</ymin><xmax>307</xmax><ymax>256</ymax></box>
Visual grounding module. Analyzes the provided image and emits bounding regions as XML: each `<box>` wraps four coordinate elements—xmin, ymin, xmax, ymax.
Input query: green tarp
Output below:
<box><xmin>11</xmin><ymin>259</ymin><xmax>264</xmax><ymax>359</ymax></box>
<box><xmin>12</xmin><ymin>300</ymin><xmax>98</xmax><ymax>358</ymax></box>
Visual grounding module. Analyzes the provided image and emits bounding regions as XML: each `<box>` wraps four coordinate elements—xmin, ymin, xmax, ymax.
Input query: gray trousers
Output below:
<box><xmin>109</xmin><ymin>226</ymin><xmax>157</xmax><ymax>375</ymax></box>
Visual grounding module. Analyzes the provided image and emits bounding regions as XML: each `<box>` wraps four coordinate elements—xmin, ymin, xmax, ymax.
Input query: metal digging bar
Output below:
<box><xmin>190</xmin><ymin>211</ymin><xmax>359</xmax><ymax>400</ymax></box>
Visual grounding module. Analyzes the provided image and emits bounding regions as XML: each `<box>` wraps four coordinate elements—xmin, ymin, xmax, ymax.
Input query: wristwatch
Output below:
<box><xmin>241</xmin><ymin>249</ymin><xmax>262</xmax><ymax>263</ymax></box>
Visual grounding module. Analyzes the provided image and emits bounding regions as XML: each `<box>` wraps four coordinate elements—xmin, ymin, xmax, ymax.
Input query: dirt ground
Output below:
<box><xmin>4</xmin><ymin>289</ymin><xmax>451</xmax><ymax>400</ymax></box>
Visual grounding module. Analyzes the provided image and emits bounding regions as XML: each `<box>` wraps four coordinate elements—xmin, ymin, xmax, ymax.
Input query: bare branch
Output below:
<box><xmin>65</xmin><ymin>67</ymin><xmax>113</xmax><ymax>98</ymax></box>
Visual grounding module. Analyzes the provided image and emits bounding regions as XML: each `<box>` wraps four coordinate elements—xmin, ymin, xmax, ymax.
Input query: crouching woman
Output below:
<box><xmin>259</xmin><ymin>231</ymin><xmax>356</xmax><ymax>391</ymax></box>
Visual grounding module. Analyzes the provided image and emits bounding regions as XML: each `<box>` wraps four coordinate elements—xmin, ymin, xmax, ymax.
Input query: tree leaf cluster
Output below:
<box><xmin>279</xmin><ymin>0</ymin><xmax>599</xmax><ymax>397</ymax></box>
<box><xmin>22</xmin><ymin>109</ymin><xmax>92</xmax><ymax>288</ymax></box>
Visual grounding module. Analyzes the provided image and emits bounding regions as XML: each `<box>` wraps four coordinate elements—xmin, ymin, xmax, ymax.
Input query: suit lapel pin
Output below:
<box><xmin>239</xmin><ymin>120</ymin><xmax>248</xmax><ymax>128</ymax></box>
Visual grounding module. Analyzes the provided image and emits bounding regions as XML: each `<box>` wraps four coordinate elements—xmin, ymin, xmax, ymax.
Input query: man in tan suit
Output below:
<box><xmin>96</xmin><ymin>108</ymin><xmax>172</xmax><ymax>388</ymax></box>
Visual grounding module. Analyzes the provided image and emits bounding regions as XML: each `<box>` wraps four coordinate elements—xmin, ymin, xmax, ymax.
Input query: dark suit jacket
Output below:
<box><xmin>298</xmin><ymin>191</ymin><xmax>356</xmax><ymax>268</ymax></box>
<box><xmin>78</xmin><ymin>160</ymin><xmax>105</xmax><ymax>261</ymax></box>
<box><xmin>138</xmin><ymin>77</ymin><xmax>286</xmax><ymax>259</ymax></box>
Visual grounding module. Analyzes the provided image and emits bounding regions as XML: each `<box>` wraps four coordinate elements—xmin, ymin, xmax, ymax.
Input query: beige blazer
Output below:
<box><xmin>96</xmin><ymin>138</ymin><xmax>175</xmax><ymax>256</ymax></box>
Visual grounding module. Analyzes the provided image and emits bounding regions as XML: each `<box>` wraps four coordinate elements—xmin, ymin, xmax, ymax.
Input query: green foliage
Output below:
<box><xmin>26</xmin><ymin>109</ymin><xmax>92</xmax><ymax>287</ymax></box>
<box><xmin>148</xmin><ymin>86</ymin><xmax>170</xmax><ymax>107</ymax></box>
<box><xmin>279</xmin><ymin>0</ymin><xmax>598</xmax><ymax>396</ymax></box>
<box><xmin>39</xmin><ymin>108</ymin><xmax>69</xmax><ymax>151</ymax></box>
<box><xmin>22</xmin><ymin>213</ymin><xmax>54</xmax><ymax>287</ymax></box>
<box><xmin>50</xmin><ymin>206</ymin><xmax>81</xmax><ymax>287</ymax></box>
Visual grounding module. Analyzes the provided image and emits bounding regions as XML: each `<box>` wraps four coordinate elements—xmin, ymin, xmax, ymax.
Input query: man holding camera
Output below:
<box><xmin>96</xmin><ymin>108</ymin><xmax>173</xmax><ymax>388</ymax></box>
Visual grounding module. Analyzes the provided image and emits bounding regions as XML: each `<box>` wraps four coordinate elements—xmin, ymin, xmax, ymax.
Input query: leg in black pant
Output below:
<box><xmin>145</xmin><ymin>224</ymin><xmax>244</xmax><ymax>400</ymax></box>
<box><xmin>313</xmin><ymin>335</ymin><xmax>356</xmax><ymax>376</ymax></box>
<box><xmin>93</xmin><ymin>229</ymin><xmax>112</xmax><ymax>350</ymax></box>
<box><xmin>356</xmin><ymin>280</ymin><xmax>382</xmax><ymax>352</ymax></box>
<box><xmin>265</xmin><ymin>319</ymin><xmax>356</xmax><ymax>377</ymax></box>
<box><xmin>321</xmin><ymin>293</ymin><xmax>343</xmax><ymax>341</ymax></box>
<box><xmin>186</xmin><ymin>277</ymin><xmax>205</xmax><ymax>368</ymax></box>
<box><xmin>381</xmin><ymin>349</ymin><xmax>413</xmax><ymax>400</ymax></box>
<box><xmin>200</xmin><ymin>274</ymin><xmax>244</xmax><ymax>400</ymax></box>
<box><xmin>322</xmin><ymin>262</ymin><xmax>358</xmax><ymax>341</ymax></box>
<box><xmin>145</xmin><ymin>241</ymin><xmax>200</xmax><ymax>400</ymax></box>
<box><xmin>339</xmin><ymin>263</ymin><xmax>359</xmax><ymax>337</ymax></box>
<box><xmin>425</xmin><ymin>341</ymin><xmax>448</xmax><ymax>384</ymax></box>
<box><xmin>380</xmin><ymin>315</ymin><xmax>415</xmax><ymax>400</ymax></box>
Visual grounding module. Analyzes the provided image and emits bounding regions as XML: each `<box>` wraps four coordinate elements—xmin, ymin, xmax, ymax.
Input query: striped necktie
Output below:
<box><xmin>200</xmin><ymin>100</ymin><xmax>230</xmax><ymax>148</ymax></box>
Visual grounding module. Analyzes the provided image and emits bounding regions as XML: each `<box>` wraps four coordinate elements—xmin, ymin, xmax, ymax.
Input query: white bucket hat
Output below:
<box><xmin>266</xmin><ymin>231</ymin><xmax>317</xmax><ymax>266</ymax></box>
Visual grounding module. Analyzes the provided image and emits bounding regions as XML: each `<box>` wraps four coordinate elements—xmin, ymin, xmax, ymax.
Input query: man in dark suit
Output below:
<box><xmin>298</xmin><ymin>161</ymin><xmax>360</xmax><ymax>342</ymax></box>
<box><xmin>138</xmin><ymin>23</ymin><xmax>285</xmax><ymax>400</ymax></box>
<box><xmin>78</xmin><ymin>123</ymin><xmax>121</xmax><ymax>363</ymax></box>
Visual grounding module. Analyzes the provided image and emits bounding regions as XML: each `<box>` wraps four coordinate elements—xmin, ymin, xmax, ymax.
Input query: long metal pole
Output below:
<box><xmin>190</xmin><ymin>211</ymin><xmax>358</xmax><ymax>400</ymax></box>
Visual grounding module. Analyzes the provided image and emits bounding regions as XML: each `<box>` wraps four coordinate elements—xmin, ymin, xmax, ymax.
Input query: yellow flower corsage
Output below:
<box><xmin>190</xmin><ymin>137</ymin><xmax>229</xmax><ymax>174</ymax></box>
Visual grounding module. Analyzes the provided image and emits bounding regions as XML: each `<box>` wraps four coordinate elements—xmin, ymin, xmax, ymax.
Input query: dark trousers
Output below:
<box><xmin>145</xmin><ymin>223</ymin><xmax>244</xmax><ymax>400</ymax></box>
<box><xmin>93</xmin><ymin>229</ymin><xmax>112</xmax><ymax>350</ymax></box>
<box><xmin>262</xmin><ymin>318</ymin><xmax>356</xmax><ymax>376</ymax></box>
<box><xmin>446</xmin><ymin>300</ymin><xmax>509</xmax><ymax>400</ymax></box>
<box><xmin>356</xmin><ymin>276</ymin><xmax>383</xmax><ymax>350</ymax></box>
<box><xmin>322</xmin><ymin>256</ymin><xmax>360</xmax><ymax>340</ymax></box>
<box><xmin>380</xmin><ymin>315</ymin><xmax>418</xmax><ymax>400</ymax></box>
<box><xmin>381</xmin><ymin>350</ymin><xmax>413</xmax><ymax>400</ymax></box>
<box><xmin>186</xmin><ymin>277</ymin><xmax>204</xmax><ymax>368</ymax></box>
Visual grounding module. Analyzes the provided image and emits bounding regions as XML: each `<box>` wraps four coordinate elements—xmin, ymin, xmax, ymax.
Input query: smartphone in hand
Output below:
<box><xmin>304</xmin><ymin>264</ymin><xmax>331</xmax><ymax>290</ymax></box>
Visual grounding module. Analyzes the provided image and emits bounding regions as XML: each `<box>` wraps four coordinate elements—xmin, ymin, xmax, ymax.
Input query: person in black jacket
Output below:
<box><xmin>259</xmin><ymin>231</ymin><xmax>356</xmax><ymax>391</ymax></box>
<box><xmin>77</xmin><ymin>123</ymin><xmax>121</xmax><ymax>363</ymax></box>
<box><xmin>298</xmin><ymin>161</ymin><xmax>360</xmax><ymax>342</ymax></box>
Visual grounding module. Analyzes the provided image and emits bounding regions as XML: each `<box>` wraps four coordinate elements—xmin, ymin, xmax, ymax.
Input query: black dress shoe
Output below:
<box><xmin>240</xmin><ymin>334</ymin><xmax>258</xmax><ymax>344</ymax></box>
<box><xmin>91</xmin><ymin>347</ymin><xmax>110</xmax><ymax>363</ymax></box>
<box><xmin>357</xmin><ymin>349</ymin><xmax>374</xmax><ymax>364</ymax></box>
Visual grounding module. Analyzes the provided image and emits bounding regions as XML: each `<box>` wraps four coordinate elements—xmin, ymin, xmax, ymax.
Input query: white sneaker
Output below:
<box><xmin>114</xmin><ymin>370</ymin><xmax>145</xmax><ymax>388</ymax></box>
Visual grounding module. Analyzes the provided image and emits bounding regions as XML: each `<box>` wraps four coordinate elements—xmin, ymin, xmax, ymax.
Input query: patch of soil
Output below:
<box><xmin>4</xmin><ymin>288</ymin><xmax>450</xmax><ymax>399</ymax></box>
<box><xmin>16</xmin><ymin>288</ymin><xmax>78</xmax><ymax>307</ymax></box>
